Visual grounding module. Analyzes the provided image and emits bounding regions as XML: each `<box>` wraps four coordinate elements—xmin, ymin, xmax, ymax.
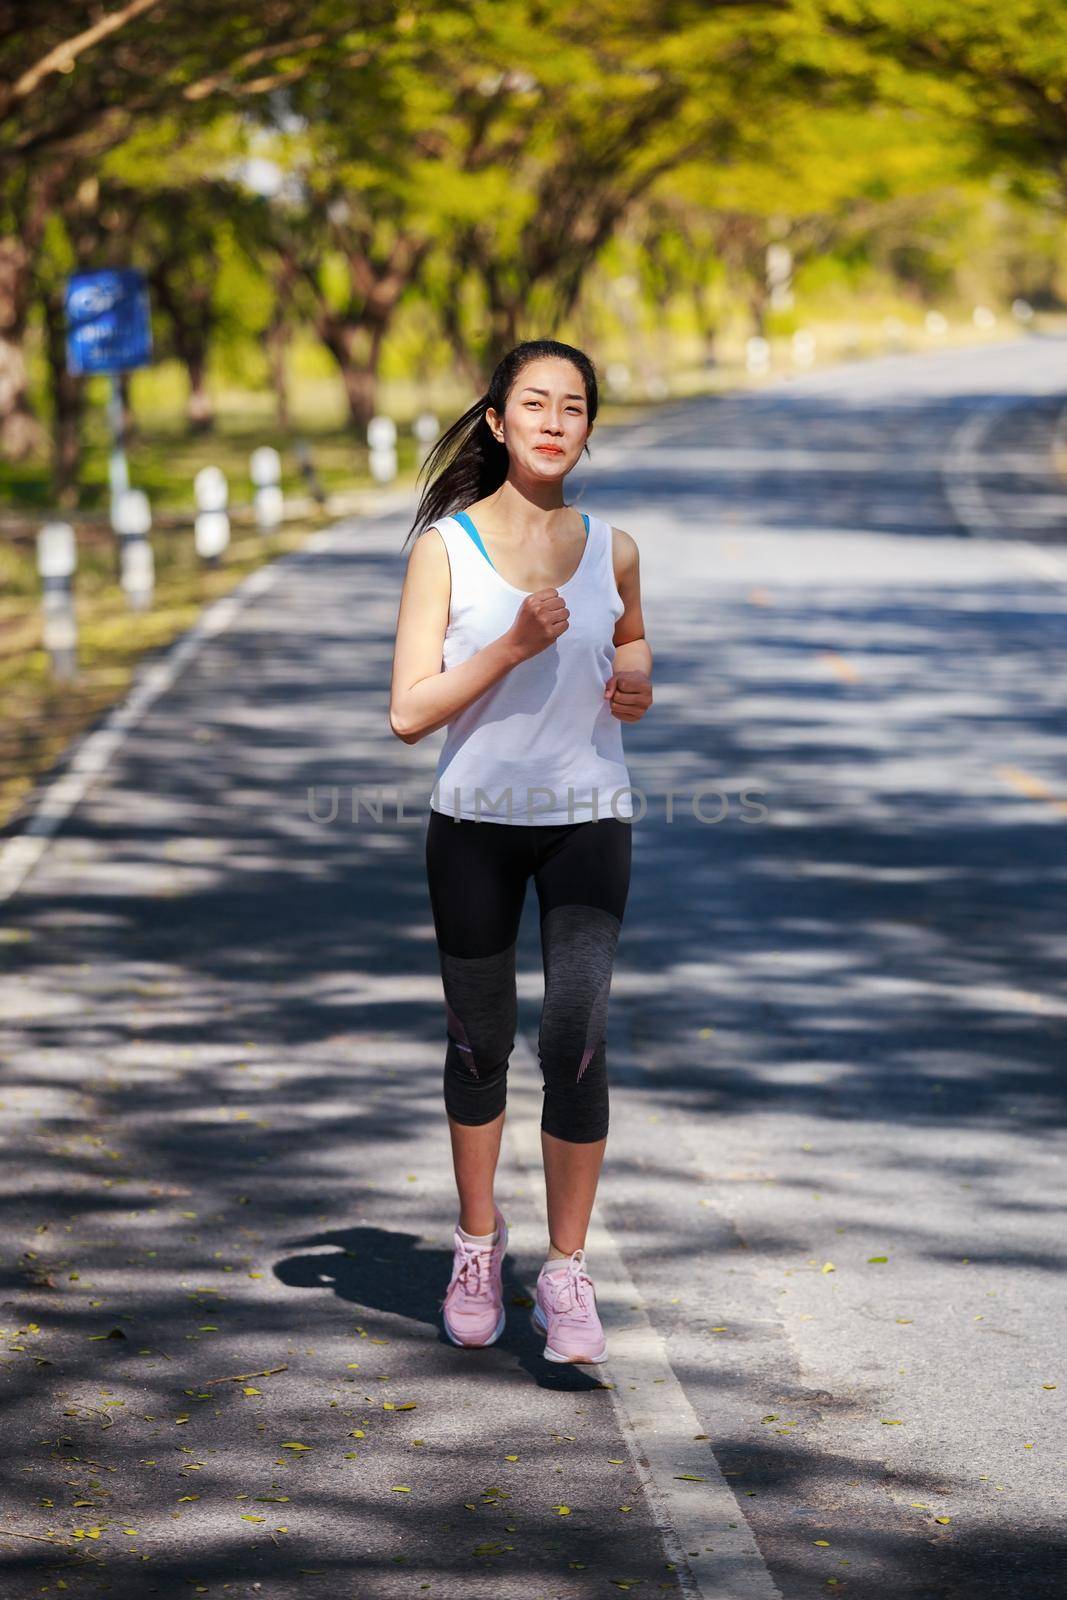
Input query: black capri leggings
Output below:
<box><xmin>425</xmin><ymin>811</ymin><xmax>632</xmax><ymax>1143</ymax></box>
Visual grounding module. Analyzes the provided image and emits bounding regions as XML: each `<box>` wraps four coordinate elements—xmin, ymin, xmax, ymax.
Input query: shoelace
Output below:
<box><xmin>451</xmin><ymin>1239</ymin><xmax>493</xmax><ymax>1298</ymax></box>
<box><xmin>545</xmin><ymin>1249</ymin><xmax>595</xmax><ymax>1320</ymax></box>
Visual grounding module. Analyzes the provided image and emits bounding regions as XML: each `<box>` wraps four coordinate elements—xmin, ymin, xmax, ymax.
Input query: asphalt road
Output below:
<box><xmin>1</xmin><ymin>334</ymin><xmax>1065</xmax><ymax>1599</ymax></box>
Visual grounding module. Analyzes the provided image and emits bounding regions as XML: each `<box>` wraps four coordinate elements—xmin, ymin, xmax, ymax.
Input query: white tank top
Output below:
<box><xmin>428</xmin><ymin>508</ymin><xmax>634</xmax><ymax>825</ymax></box>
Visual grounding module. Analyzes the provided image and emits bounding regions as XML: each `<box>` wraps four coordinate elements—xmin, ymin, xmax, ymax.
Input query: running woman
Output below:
<box><xmin>389</xmin><ymin>338</ymin><xmax>653</xmax><ymax>1363</ymax></box>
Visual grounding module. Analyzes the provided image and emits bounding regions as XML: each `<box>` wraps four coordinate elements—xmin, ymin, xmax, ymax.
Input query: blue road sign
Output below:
<box><xmin>65</xmin><ymin>269</ymin><xmax>152</xmax><ymax>375</ymax></box>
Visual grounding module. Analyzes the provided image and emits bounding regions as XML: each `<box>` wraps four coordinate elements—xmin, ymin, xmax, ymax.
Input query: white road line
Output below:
<box><xmin>0</xmin><ymin>490</ymin><xmax>416</xmax><ymax>906</ymax></box>
<box><xmin>505</xmin><ymin>1032</ymin><xmax>782</xmax><ymax>1600</ymax></box>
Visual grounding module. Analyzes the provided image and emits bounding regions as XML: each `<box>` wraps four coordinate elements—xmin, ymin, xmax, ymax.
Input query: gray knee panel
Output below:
<box><xmin>538</xmin><ymin>904</ymin><xmax>620</xmax><ymax>1142</ymax></box>
<box><xmin>439</xmin><ymin>942</ymin><xmax>517</xmax><ymax>1124</ymax></box>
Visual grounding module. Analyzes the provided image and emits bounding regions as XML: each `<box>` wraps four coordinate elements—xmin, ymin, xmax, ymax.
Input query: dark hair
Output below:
<box><xmin>403</xmin><ymin>338</ymin><xmax>598</xmax><ymax>548</ymax></box>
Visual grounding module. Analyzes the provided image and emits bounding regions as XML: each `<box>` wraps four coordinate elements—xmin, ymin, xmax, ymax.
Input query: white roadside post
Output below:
<box><xmin>791</xmin><ymin>329</ymin><xmax>816</xmax><ymax>368</ymax></box>
<box><xmin>606</xmin><ymin>362</ymin><xmax>631</xmax><ymax>398</ymax></box>
<box><xmin>106</xmin><ymin>376</ymin><xmax>131</xmax><ymax>523</ymax></box>
<box><xmin>745</xmin><ymin>336</ymin><xmax>770</xmax><ymax>376</ymax></box>
<box><xmin>367</xmin><ymin>415</ymin><xmax>397</xmax><ymax>483</ymax></box>
<box><xmin>766</xmin><ymin>241</ymin><xmax>794</xmax><ymax>311</ymax></box>
<box><xmin>413</xmin><ymin>411</ymin><xmax>439</xmax><ymax>469</ymax></box>
<box><xmin>112</xmin><ymin>487</ymin><xmax>154</xmax><ymax>611</ymax></box>
<box><xmin>194</xmin><ymin>465</ymin><xmax>230</xmax><ymax>564</ymax></box>
<box><xmin>37</xmin><ymin>520</ymin><xmax>78</xmax><ymax>680</ymax></box>
<box><xmin>882</xmin><ymin>315</ymin><xmax>906</xmax><ymax>351</ymax></box>
<box><xmin>250</xmin><ymin>446</ymin><xmax>283</xmax><ymax>532</ymax></box>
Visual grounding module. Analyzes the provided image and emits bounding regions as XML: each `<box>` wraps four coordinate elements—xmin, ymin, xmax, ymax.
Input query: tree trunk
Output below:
<box><xmin>42</xmin><ymin>283</ymin><xmax>84</xmax><ymax>506</ymax></box>
<box><xmin>437</xmin><ymin>257</ymin><xmax>488</xmax><ymax>392</ymax></box>
<box><xmin>185</xmin><ymin>349</ymin><xmax>213</xmax><ymax>432</ymax></box>
<box><xmin>0</xmin><ymin>236</ymin><xmax>46</xmax><ymax>460</ymax></box>
<box><xmin>342</xmin><ymin>361</ymin><xmax>376</xmax><ymax>431</ymax></box>
<box><xmin>690</xmin><ymin>280</ymin><xmax>720</xmax><ymax>366</ymax></box>
<box><xmin>149</xmin><ymin>266</ymin><xmax>215</xmax><ymax>432</ymax></box>
<box><xmin>748</xmin><ymin>280</ymin><xmax>768</xmax><ymax>339</ymax></box>
<box><xmin>316</xmin><ymin>315</ymin><xmax>384</xmax><ymax>432</ymax></box>
<box><xmin>265</xmin><ymin>311</ymin><xmax>291</xmax><ymax>431</ymax></box>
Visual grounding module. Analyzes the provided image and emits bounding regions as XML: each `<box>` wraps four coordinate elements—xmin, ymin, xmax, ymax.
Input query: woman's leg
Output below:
<box><xmin>532</xmin><ymin>816</ymin><xmax>632</xmax><ymax>1254</ymax></box>
<box><xmin>425</xmin><ymin>812</ymin><xmax>530</xmax><ymax>1235</ymax></box>
<box><xmin>541</xmin><ymin>1127</ymin><xmax>607</xmax><ymax>1257</ymax></box>
<box><xmin>447</xmin><ymin>1113</ymin><xmax>506</xmax><ymax>1237</ymax></box>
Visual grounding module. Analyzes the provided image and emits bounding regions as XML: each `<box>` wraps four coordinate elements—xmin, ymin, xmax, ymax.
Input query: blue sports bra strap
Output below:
<box><xmin>453</xmin><ymin>509</ymin><xmax>496</xmax><ymax>570</ymax></box>
<box><xmin>454</xmin><ymin>507</ymin><xmax>589</xmax><ymax>569</ymax></box>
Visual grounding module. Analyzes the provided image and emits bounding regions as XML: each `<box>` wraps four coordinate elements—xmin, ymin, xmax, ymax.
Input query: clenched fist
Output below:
<box><xmin>603</xmin><ymin>669</ymin><xmax>652</xmax><ymax>722</ymax></box>
<box><xmin>507</xmin><ymin>588</ymin><xmax>570</xmax><ymax>660</ymax></box>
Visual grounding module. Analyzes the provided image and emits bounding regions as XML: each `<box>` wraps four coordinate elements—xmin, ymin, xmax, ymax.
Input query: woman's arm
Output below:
<box><xmin>389</xmin><ymin>528</ymin><xmax>518</xmax><ymax>744</ymax></box>
<box><xmin>389</xmin><ymin>527</ymin><xmax>568</xmax><ymax>744</ymax></box>
<box><xmin>606</xmin><ymin>527</ymin><xmax>653</xmax><ymax>720</ymax></box>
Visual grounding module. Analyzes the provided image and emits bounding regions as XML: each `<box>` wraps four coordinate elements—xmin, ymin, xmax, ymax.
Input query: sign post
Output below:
<box><xmin>65</xmin><ymin>269</ymin><xmax>154</xmax><ymax>605</ymax></box>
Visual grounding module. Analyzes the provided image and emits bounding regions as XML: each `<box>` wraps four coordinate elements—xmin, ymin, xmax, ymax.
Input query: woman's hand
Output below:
<box><xmin>506</xmin><ymin>588</ymin><xmax>570</xmax><ymax>660</ymax></box>
<box><xmin>603</xmin><ymin>669</ymin><xmax>652</xmax><ymax>722</ymax></box>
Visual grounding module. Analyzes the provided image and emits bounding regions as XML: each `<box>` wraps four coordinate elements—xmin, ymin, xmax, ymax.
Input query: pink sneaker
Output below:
<box><xmin>441</xmin><ymin>1204</ymin><xmax>509</xmax><ymax>1348</ymax></box>
<box><xmin>531</xmin><ymin>1247</ymin><xmax>607</xmax><ymax>1364</ymax></box>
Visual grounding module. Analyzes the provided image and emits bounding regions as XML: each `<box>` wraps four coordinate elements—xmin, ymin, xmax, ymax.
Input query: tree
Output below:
<box><xmin>817</xmin><ymin>2</ymin><xmax>1067</xmax><ymax>203</ymax></box>
<box><xmin>402</xmin><ymin>0</ymin><xmax>858</xmax><ymax>373</ymax></box>
<box><xmin>0</xmin><ymin>0</ymin><xmax>406</xmax><ymax>457</ymax></box>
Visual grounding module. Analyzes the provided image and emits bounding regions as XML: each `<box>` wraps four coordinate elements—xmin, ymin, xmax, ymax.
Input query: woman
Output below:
<box><xmin>389</xmin><ymin>338</ymin><xmax>653</xmax><ymax>1363</ymax></box>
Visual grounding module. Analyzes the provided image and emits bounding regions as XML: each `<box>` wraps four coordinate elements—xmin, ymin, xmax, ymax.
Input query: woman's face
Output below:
<box><xmin>487</xmin><ymin>357</ymin><xmax>592</xmax><ymax>481</ymax></box>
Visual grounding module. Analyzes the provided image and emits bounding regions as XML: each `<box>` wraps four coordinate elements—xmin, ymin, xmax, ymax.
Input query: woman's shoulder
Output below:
<box><xmin>415</xmin><ymin>513</ymin><xmax>458</xmax><ymax>548</ymax></box>
<box><xmin>408</xmin><ymin>520</ymin><xmax>453</xmax><ymax>571</ymax></box>
<box><xmin>604</xmin><ymin>520</ymin><xmax>639</xmax><ymax>560</ymax></box>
